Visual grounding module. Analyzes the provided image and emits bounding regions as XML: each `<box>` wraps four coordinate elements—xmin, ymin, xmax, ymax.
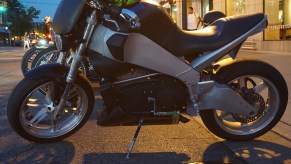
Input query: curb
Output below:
<box><xmin>239</xmin><ymin>50</ymin><xmax>291</xmax><ymax>56</ymax></box>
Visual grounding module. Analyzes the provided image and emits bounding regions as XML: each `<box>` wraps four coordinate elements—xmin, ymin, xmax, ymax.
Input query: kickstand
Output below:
<box><xmin>125</xmin><ymin>118</ymin><xmax>144</xmax><ymax>159</ymax></box>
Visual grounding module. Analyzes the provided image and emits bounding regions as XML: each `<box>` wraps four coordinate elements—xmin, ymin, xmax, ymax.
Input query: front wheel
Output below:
<box><xmin>7</xmin><ymin>75</ymin><xmax>94</xmax><ymax>143</ymax></box>
<box><xmin>21</xmin><ymin>47</ymin><xmax>41</xmax><ymax>75</ymax></box>
<box><xmin>200</xmin><ymin>59</ymin><xmax>288</xmax><ymax>141</ymax></box>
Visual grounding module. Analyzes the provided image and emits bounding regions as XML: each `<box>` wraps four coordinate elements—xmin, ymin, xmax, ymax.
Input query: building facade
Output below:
<box><xmin>162</xmin><ymin>0</ymin><xmax>291</xmax><ymax>52</ymax></box>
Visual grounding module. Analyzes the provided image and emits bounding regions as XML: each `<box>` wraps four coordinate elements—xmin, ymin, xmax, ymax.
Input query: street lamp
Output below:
<box><xmin>5</xmin><ymin>26</ymin><xmax>11</xmax><ymax>46</ymax></box>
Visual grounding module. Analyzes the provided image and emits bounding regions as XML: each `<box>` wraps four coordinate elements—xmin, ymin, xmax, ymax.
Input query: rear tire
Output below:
<box><xmin>200</xmin><ymin>59</ymin><xmax>288</xmax><ymax>141</ymax></box>
<box><xmin>7</xmin><ymin>75</ymin><xmax>95</xmax><ymax>143</ymax></box>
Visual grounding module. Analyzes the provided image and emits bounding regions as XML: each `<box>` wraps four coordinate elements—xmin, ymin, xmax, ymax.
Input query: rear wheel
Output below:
<box><xmin>200</xmin><ymin>59</ymin><xmax>288</xmax><ymax>141</ymax></box>
<box><xmin>7</xmin><ymin>75</ymin><xmax>94</xmax><ymax>143</ymax></box>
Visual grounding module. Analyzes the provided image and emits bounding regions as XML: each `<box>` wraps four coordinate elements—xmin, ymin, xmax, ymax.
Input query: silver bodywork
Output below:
<box><xmin>124</xmin><ymin>33</ymin><xmax>200</xmax><ymax>98</ymax></box>
<box><xmin>88</xmin><ymin>24</ymin><xmax>125</xmax><ymax>60</ymax></box>
<box><xmin>197</xmin><ymin>82</ymin><xmax>257</xmax><ymax>116</ymax></box>
<box><xmin>87</xmin><ymin>16</ymin><xmax>268</xmax><ymax>116</ymax></box>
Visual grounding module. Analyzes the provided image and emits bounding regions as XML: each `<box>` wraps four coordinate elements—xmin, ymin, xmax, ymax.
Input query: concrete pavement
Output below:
<box><xmin>0</xmin><ymin>47</ymin><xmax>290</xmax><ymax>163</ymax></box>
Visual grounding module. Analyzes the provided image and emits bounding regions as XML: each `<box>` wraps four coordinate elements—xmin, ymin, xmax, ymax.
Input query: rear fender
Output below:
<box><xmin>211</xmin><ymin>57</ymin><xmax>265</xmax><ymax>82</ymax></box>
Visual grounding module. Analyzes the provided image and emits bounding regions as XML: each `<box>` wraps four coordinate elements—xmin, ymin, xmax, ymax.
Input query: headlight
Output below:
<box><xmin>39</xmin><ymin>39</ymin><xmax>47</xmax><ymax>45</ymax></box>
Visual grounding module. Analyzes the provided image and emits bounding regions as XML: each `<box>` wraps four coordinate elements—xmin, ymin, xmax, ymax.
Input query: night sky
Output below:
<box><xmin>19</xmin><ymin>0</ymin><xmax>61</xmax><ymax>22</ymax></box>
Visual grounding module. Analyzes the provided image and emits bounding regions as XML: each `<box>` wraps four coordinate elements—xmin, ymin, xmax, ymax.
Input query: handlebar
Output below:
<box><xmin>88</xmin><ymin>0</ymin><xmax>140</xmax><ymax>30</ymax></box>
<box><xmin>107</xmin><ymin>6</ymin><xmax>140</xmax><ymax>29</ymax></box>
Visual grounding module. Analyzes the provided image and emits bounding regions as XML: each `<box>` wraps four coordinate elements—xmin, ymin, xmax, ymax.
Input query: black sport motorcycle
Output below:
<box><xmin>7</xmin><ymin>0</ymin><xmax>288</xmax><ymax>158</ymax></box>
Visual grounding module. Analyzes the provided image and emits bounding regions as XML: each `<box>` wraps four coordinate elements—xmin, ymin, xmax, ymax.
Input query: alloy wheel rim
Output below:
<box><xmin>213</xmin><ymin>75</ymin><xmax>280</xmax><ymax>135</ymax></box>
<box><xmin>19</xmin><ymin>81</ymin><xmax>88</xmax><ymax>138</ymax></box>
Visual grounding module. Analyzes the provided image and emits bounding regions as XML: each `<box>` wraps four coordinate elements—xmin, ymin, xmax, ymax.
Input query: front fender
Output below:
<box><xmin>25</xmin><ymin>63</ymin><xmax>69</xmax><ymax>80</ymax></box>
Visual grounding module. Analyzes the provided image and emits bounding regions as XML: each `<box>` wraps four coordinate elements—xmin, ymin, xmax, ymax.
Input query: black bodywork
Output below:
<box><xmin>106</xmin><ymin>34</ymin><xmax>128</xmax><ymax>61</ymax></box>
<box><xmin>128</xmin><ymin>1</ymin><xmax>175</xmax><ymax>44</ymax></box>
<box><xmin>53</xmin><ymin>0</ymin><xmax>86</xmax><ymax>34</ymax></box>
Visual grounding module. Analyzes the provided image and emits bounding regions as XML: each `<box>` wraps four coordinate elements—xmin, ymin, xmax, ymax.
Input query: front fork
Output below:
<box><xmin>53</xmin><ymin>10</ymin><xmax>98</xmax><ymax>122</ymax></box>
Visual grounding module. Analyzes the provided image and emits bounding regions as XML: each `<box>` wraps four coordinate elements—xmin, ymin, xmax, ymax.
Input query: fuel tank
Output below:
<box><xmin>106</xmin><ymin>0</ymin><xmax>176</xmax><ymax>44</ymax></box>
<box><xmin>128</xmin><ymin>0</ymin><xmax>176</xmax><ymax>44</ymax></box>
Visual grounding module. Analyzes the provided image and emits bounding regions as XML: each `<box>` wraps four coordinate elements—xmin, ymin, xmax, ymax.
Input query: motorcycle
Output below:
<box><xmin>21</xmin><ymin>18</ymin><xmax>55</xmax><ymax>76</ymax></box>
<box><xmin>7</xmin><ymin>0</ymin><xmax>288</xmax><ymax>159</ymax></box>
<box><xmin>21</xmin><ymin>38</ymin><xmax>54</xmax><ymax>76</ymax></box>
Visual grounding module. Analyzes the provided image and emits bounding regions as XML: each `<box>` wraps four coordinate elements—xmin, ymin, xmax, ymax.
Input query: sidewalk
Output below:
<box><xmin>240</xmin><ymin>49</ymin><xmax>291</xmax><ymax>56</ymax></box>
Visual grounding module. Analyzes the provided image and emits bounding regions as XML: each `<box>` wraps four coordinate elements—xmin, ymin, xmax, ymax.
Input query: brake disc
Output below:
<box><xmin>232</xmin><ymin>89</ymin><xmax>265</xmax><ymax>123</ymax></box>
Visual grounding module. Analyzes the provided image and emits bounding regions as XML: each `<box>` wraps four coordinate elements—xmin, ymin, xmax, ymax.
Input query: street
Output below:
<box><xmin>0</xmin><ymin>47</ymin><xmax>290</xmax><ymax>163</ymax></box>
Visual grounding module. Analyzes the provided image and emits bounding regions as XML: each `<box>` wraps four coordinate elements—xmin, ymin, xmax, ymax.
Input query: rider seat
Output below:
<box><xmin>162</xmin><ymin>13</ymin><xmax>265</xmax><ymax>57</ymax></box>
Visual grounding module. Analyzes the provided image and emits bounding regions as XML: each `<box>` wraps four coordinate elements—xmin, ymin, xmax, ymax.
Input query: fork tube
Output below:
<box><xmin>66</xmin><ymin>10</ymin><xmax>97</xmax><ymax>83</ymax></box>
<box><xmin>55</xmin><ymin>10</ymin><xmax>97</xmax><ymax>115</ymax></box>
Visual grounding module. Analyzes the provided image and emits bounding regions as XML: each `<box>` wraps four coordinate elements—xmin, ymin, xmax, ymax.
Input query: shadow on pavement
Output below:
<box><xmin>203</xmin><ymin>140</ymin><xmax>291</xmax><ymax>163</ymax></box>
<box><xmin>83</xmin><ymin>152</ymin><xmax>191</xmax><ymax>163</ymax></box>
<box><xmin>0</xmin><ymin>141</ymin><xmax>75</xmax><ymax>163</ymax></box>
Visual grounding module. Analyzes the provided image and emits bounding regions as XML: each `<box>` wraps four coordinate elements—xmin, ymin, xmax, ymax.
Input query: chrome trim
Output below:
<box><xmin>120</xmin><ymin>9</ymin><xmax>141</xmax><ymax>29</ymax></box>
<box><xmin>50</xmin><ymin>28</ymin><xmax>56</xmax><ymax>43</ymax></box>
<box><xmin>103</xmin><ymin>14</ymin><xmax>121</xmax><ymax>31</ymax></box>
<box><xmin>55</xmin><ymin>34</ymin><xmax>62</xmax><ymax>51</ymax></box>
<box><xmin>113</xmin><ymin>73</ymin><xmax>160</xmax><ymax>85</ymax></box>
<box><xmin>66</xmin><ymin>10</ymin><xmax>97</xmax><ymax>83</ymax></box>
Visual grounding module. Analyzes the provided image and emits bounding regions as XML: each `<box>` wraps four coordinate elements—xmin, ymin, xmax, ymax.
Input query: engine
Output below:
<box><xmin>101</xmin><ymin>76</ymin><xmax>188</xmax><ymax>114</ymax></box>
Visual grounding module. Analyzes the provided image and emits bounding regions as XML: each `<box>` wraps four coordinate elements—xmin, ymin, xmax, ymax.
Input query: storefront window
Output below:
<box><xmin>159</xmin><ymin>0</ymin><xmax>182</xmax><ymax>27</ymax></box>
<box><xmin>201</xmin><ymin>0</ymin><xmax>213</xmax><ymax>16</ymax></box>
<box><xmin>264</xmin><ymin>0</ymin><xmax>291</xmax><ymax>40</ymax></box>
<box><xmin>226</xmin><ymin>0</ymin><xmax>245</xmax><ymax>16</ymax></box>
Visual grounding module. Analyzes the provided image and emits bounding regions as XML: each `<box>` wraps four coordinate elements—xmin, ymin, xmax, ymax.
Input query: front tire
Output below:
<box><xmin>21</xmin><ymin>47</ymin><xmax>41</xmax><ymax>75</ymax></box>
<box><xmin>7</xmin><ymin>75</ymin><xmax>94</xmax><ymax>143</ymax></box>
<box><xmin>200</xmin><ymin>59</ymin><xmax>288</xmax><ymax>141</ymax></box>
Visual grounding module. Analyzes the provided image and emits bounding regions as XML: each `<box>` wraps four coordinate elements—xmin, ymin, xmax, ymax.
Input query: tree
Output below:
<box><xmin>7</xmin><ymin>0</ymin><xmax>40</xmax><ymax>37</ymax></box>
